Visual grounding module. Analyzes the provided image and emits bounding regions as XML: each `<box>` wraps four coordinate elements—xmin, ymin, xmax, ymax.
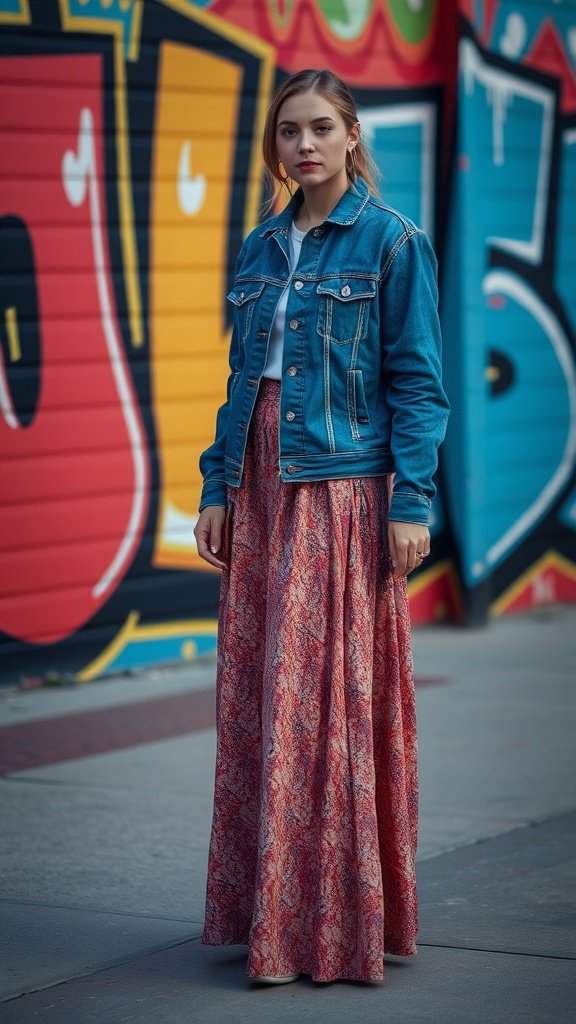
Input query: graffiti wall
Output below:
<box><xmin>0</xmin><ymin>0</ymin><xmax>574</xmax><ymax>682</ymax></box>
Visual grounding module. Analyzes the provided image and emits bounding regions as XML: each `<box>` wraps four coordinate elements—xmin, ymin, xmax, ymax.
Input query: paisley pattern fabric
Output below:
<box><xmin>202</xmin><ymin>378</ymin><xmax>419</xmax><ymax>983</ymax></box>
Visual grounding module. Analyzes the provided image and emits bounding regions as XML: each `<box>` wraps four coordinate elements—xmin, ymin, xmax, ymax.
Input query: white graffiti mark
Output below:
<box><xmin>460</xmin><ymin>37</ymin><xmax>554</xmax><ymax>264</ymax></box>
<box><xmin>568</xmin><ymin>25</ymin><xmax>576</xmax><ymax>60</ymax></box>
<box><xmin>62</xmin><ymin>107</ymin><xmax>148</xmax><ymax>600</ymax></box>
<box><xmin>0</xmin><ymin>307</ymin><xmax>19</xmax><ymax>428</ymax></box>
<box><xmin>532</xmin><ymin>572</ymin><xmax>556</xmax><ymax>605</ymax></box>
<box><xmin>326</xmin><ymin>0</ymin><xmax>372</xmax><ymax>40</ymax></box>
<box><xmin>483</xmin><ymin>270</ymin><xmax>576</xmax><ymax>572</ymax></box>
<box><xmin>500</xmin><ymin>13</ymin><xmax>527</xmax><ymax>59</ymax></box>
<box><xmin>359</xmin><ymin>102</ymin><xmax>436</xmax><ymax>240</ymax></box>
<box><xmin>178</xmin><ymin>141</ymin><xmax>206</xmax><ymax>215</ymax></box>
<box><xmin>0</xmin><ymin>365</ymin><xmax>18</xmax><ymax>429</ymax></box>
<box><xmin>162</xmin><ymin>501</ymin><xmax>199</xmax><ymax>551</ymax></box>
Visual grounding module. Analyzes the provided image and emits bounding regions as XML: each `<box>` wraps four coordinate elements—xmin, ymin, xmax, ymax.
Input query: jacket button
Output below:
<box><xmin>294</xmin><ymin>280</ymin><xmax>303</xmax><ymax>291</ymax></box>
<box><xmin>341</xmin><ymin>284</ymin><xmax>351</xmax><ymax>297</ymax></box>
<box><xmin>313</xmin><ymin>227</ymin><xmax>323</xmax><ymax>237</ymax></box>
<box><xmin>285</xmin><ymin>410</ymin><xmax>295</xmax><ymax>421</ymax></box>
<box><xmin>287</xmin><ymin>366</ymin><xmax>297</xmax><ymax>376</ymax></box>
<box><xmin>239</xmin><ymin>291</ymin><xmax>245</xmax><ymax>300</ymax></box>
<box><xmin>257</xmin><ymin>329</ymin><xmax>267</xmax><ymax>338</ymax></box>
<box><xmin>289</xmin><ymin>319</ymin><xmax>299</xmax><ymax>330</ymax></box>
<box><xmin>286</xmin><ymin>465</ymin><xmax>298</xmax><ymax>474</ymax></box>
<box><xmin>232</xmin><ymin>470</ymin><xmax>240</xmax><ymax>478</ymax></box>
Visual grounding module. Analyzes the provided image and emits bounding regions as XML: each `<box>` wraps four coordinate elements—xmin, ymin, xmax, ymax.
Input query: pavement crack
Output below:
<box><xmin>417</xmin><ymin>805</ymin><xmax>576</xmax><ymax>862</ymax></box>
<box><xmin>0</xmin><ymin>934</ymin><xmax>204</xmax><ymax>1005</ymax></box>
<box><xmin>416</xmin><ymin>941</ymin><xmax>576</xmax><ymax>961</ymax></box>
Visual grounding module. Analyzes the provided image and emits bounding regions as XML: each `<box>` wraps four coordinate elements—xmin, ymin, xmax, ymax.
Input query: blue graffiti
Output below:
<box><xmin>443</xmin><ymin>33</ymin><xmax>576</xmax><ymax>587</ymax></box>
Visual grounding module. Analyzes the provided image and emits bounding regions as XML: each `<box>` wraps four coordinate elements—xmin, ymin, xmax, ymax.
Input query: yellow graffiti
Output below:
<box><xmin>5</xmin><ymin>307</ymin><xmax>21</xmax><ymax>362</ymax></box>
<box><xmin>490</xmin><ymin>550</ymin><xmax>576</xmax><ymax>616</ymax></box>
<box><xmin>75</xmin><ymin>611</ymin><xmax>218</xmax><ymax>680</ymax></box>
<box><xmin>150</xmin><ymin>45</ymin><xmax>240</xmax><ymax>570</ymax></box>
<box><xmin>158</xmin><ymin>0</ymin><xmax>275</xmax><ymax>240</ymax></box>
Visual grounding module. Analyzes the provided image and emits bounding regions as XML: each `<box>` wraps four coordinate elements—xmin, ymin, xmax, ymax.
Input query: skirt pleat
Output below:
<box><xmin>202</xmin><ymin>378</ymin><xmax>419</xmax><ymax>983</ymax></box>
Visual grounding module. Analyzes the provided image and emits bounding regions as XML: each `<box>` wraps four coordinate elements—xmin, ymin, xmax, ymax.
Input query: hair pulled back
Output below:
<box><xmin>262</xmin><ymin>69</ymin><xmax>380</xmax><ymax>208</ymax></box>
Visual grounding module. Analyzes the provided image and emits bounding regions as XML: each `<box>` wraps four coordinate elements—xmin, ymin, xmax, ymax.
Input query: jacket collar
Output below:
<box><xmin>259</xmin><ymin>176</ymin><xmax>370</xmax><ymax>237</ymax></box>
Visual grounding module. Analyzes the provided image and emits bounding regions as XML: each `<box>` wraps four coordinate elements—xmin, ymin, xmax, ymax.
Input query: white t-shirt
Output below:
<box><xmin>262</xmin><ymin>222</ymin><xmax>306</xmax><ymax>380</ymax></box>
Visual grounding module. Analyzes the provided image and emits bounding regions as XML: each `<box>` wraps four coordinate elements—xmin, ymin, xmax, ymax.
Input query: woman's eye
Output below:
<box><xmin>316</xmin><ymin>125</ymin><xmax>331</xmax><ymax>134</ymax></box>
<box><xmin>281</xmin><ymin>128</ymin><xmax>297</xmax><ymax>137</ymax></box>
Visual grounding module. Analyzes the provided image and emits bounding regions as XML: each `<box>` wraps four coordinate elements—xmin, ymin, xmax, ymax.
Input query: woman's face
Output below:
<box><xmin>275</xmin><ymin>89</ymin><xmax>358</xmax><ymax>190</ymax></box>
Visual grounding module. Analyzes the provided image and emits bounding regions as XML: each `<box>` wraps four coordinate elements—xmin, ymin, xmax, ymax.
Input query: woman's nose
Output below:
<box><xmin>299</xmin><ymin>132</ymin><xmax>314</xmax><ymax>152</ymax></box>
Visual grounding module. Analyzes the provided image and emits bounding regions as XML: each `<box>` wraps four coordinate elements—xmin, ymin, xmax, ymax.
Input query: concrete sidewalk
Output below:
<box><xmin>1</xmin><ymin>607</ymin><xmax>575</xmax><ymax>1022</ymax></box>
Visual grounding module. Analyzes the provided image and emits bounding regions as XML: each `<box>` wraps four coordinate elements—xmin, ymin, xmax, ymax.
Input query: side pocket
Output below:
<box><xmin>229</xmin><ymin>372</ymin><xmax>240</xmax><ymax>402</ymax></box>
<box><xmin>347</xmin><ymin>368</ymin><xmax>372</xmax><ymax>440</ymax></box>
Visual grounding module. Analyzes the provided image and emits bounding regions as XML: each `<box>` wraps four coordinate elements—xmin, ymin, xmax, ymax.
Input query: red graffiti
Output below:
<box><xmin>0</xmin><ymin>55</ymin><xmax>148</xmax><ymax>644</ymax></box>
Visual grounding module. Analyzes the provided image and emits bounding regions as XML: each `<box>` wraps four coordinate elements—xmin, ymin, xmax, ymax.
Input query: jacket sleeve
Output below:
<box><xmin>198</xmin><ymin>244</ymin><xmax>246</xmax><ymax>512</ymax></box>
<box><xmin>380</xmin><ymin>228</ymin><xmax>450</xmax><ymax>525</ymax></box>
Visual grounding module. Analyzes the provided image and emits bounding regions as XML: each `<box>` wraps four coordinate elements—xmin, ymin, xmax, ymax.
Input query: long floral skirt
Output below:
<box><xmin>202</xmin><ymin>378</ymin><xmax>419</xmax><ymax>983</ymax></box>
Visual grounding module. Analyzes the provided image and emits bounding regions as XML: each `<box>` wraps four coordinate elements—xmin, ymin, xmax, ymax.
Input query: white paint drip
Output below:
<box><xmin>178</xmin><ymin>141</ymin><xmax>206</xmax><ymax>216</ymax></box>
<box><xmin>460</xmin><ymin>37</ymin><xmax>554</xmax><ymax>264</ymax></box>
<box><xmin>486</xmin><ymin>80</ymin><xmax>513</xmax><ymax>166</ymax></box>
<box><xmin>62</xmin><ymin>107</ymin><xmax>148</xmax><ymax>600</ymax></box>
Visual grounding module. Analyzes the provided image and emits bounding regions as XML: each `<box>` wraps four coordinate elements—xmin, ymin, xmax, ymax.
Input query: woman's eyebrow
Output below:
<box><xmin>278</xmin><ymin>116</ymin><xmax>336</xmax><ymax>126</ymax></box>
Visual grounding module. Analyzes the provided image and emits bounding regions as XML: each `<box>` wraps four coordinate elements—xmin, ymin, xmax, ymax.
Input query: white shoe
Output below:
<box><xmin>251</xmin><ymin>972</ymin><xmax>300</xmax><ymax>985</ymax></box>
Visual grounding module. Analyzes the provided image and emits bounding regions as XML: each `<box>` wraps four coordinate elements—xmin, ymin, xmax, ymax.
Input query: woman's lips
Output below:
<box><xmin>297</xmin><ymin>162</ymin><xmax>320</xmax><ymax>170</ymax></box>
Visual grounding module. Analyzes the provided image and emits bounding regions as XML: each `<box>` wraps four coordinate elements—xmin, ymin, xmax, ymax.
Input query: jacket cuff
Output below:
<box><xmin>388</xmin><ymin>490</ymin><xmax>431</xmax><ymax>525</ymax></box>
<box><xmin>199</xmin><ymin>478</ymin><xmax>227</xmax><ymax>512</ymax></box>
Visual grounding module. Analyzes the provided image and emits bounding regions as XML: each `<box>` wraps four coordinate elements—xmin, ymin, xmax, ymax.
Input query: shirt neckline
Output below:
<box><xmin>290</xmin><ymin>221</ymin><xmax>307</xmax><ymax>241</ymax></box>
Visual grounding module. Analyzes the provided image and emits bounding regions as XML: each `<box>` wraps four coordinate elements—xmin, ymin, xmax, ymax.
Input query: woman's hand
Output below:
<box><xmin>194</xmin><ymin>506</ymin><xmax>228</xmax><ymax>570</ymax></box>
<box><xmin>387</xmin><ymin>520</ymin><xmax>430</xmax><ymax>579</ymax></box>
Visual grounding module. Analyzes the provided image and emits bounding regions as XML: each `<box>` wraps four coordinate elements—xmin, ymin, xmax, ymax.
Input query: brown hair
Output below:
<box><xmin>262</xmin><ymin>69</ymin><xmax>381</xmax><ymax>209</ymax></box>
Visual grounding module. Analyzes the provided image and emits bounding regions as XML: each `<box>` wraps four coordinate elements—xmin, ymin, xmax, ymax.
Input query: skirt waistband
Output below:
<box><xmin>257</xmin><ymin>377</ymin><xmax>281</xmax><ymax>401</ymax></box>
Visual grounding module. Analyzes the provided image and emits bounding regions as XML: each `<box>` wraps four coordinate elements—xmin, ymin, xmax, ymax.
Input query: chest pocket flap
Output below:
<box><xmin>316</xmin><ymin>278</ymin><xmax>376</xmax><ymax>345</ymax></box>
<box><xmin>227</xmin><ymin>282</ymin><xmax>266</xmax><ymax>306</ymax></box>
<box><xmin>227</xmin><ymin>282</ymin><xmax>265</xmax><ymax>341</ymax></box>
<box><xmin>316</xmin><ymin>278</ymin><xmax>377</xmax><ymax>302</ymax></box>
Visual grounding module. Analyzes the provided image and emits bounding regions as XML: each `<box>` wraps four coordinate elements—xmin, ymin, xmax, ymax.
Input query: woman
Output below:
<box><xmin>194</xmin><ymin>69</ymin><xmax>449</xmax><ymax>986</ymax></box>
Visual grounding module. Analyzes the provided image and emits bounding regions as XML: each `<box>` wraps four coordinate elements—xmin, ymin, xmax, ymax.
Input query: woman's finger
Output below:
<box><xmin>387</xmin><ymin>522</ymin><xmax>399</xmax><ymax>573</ymax></box>
<box><xmin>195</xmin><ymin>511</ymin><xmax>227</xmax><ymax>570</ymax></box>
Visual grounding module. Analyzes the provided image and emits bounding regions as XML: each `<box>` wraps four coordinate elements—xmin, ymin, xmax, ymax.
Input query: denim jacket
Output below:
<box><xmin>199</xmin><ymin>176</ymin><xmax>450</xmax><ymax>524</ymax></box>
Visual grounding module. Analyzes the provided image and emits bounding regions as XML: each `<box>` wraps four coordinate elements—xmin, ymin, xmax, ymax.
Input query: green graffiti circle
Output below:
<box><xmin>316</xmin><ymin>0</ymin><xmax>372</xmax><ymax>41</ymax></box>
<box><xmin>388</xmin><ymin>0</ymin><xmax>437</xmax><ymax>45</ymax></box>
